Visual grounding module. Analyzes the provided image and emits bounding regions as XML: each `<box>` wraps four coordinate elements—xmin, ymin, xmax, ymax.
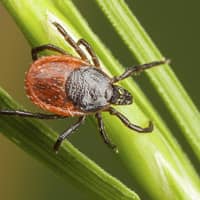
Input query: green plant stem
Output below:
<box><xmin>96</xmin><ymin>0</ymin><xmax>200</xmax><ymax>162</ymax></box>
<box><xmin>1</xmin><ymin>1</ymin><xmax>200</xmax><ymax>200</ymax></box>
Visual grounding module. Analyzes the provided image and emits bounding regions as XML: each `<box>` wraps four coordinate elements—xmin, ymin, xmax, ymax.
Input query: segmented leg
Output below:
<box><xmin>77</xmin><ymin>39</ymin><xmax>100</xmax><ymax>67</ymax></box>
<box><xmin>107</xmin><ymin>107</ymin><xmax>153</xmax><ymax>133</ymax></box>
<box><xmin>0</xmin><ymin>110</ymin><xmax>67</xmax><ymax>119</ymax></box>
<box><xmin>95</xmin><ymin>112</ymin><xmax>116</xmax><ymax>150</ymax></box>
<box><xmin>53</xmin><ymin>116</ymin><xmax>86</xmax><ymax>153</ymax></box>
<box><xmin>53</xmin><ymin>22</ymin><xmax>88</xmax><ymax>62</ymax></box>
<box><xmin>31</xmin><ymin>44</ymin><xmax>68</xmax><ymax>61</ymax></box>
<box><xmin>112</xmin><ymin>59</ymin><xmax>170</xmax><ymax>83</ymax></box>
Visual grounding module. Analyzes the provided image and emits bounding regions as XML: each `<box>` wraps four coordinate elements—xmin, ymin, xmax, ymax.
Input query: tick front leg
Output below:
<box><xmin>107</xmin><ymin>107</ymin><xmax>153</xmax><ymax>133</ymax></box>
<box><xmin>112</xmin><ymin>59</ymin><xmax>170</xmax><ymax>83</ymax></box>
<box><xmin>32</xmin><ymin>44</ymin><xmax>68</xmax><ymax>61</ymax></box>
<box><xmin>77</xmin><ymin>39</ymin><xmax>100</xmax><ymax>67</ymax></box>
<box><xmin>53</xmin><ymin>116</ymin><xmax>86</xmax><ymax>153</ymax></box>
<box><xmin>53</xmin><ymin>22</ymin><xmax>89</xmax><ymax>62</ymax></box>
<box><xmin>95</xmin><ymin>112</ymin><xmax>117</xmax><ymax>150</ymax></box>
<box><xmin>0</xmin><ymin>110</ymin><xmax>67</xmax><ymax>119</ymax></box>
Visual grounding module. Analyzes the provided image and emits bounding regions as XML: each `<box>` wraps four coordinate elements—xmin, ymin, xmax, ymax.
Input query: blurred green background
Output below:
<box><xmin>0</xmin><ymin>0</ymin><xmax>199</xmax><ymax>199</ymax></box>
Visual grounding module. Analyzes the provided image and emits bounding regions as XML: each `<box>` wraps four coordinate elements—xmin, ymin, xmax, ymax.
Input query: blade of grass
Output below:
<box><xmin>0</xmin><ymin>88</ymin><xmax>140</xmax><ymax>200</ymax></box>
<box><xmin>96</xmin><ymin>0</ymin><xmax>200</xmax><ymax>161</ymax></box>
<box><xmin>1</xmin><ymin>0</ymin><xmax>200</xmax><ymax>200</ymax></box>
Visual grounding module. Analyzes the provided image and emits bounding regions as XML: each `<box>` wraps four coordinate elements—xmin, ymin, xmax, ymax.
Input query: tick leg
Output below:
<box><xmin>112</xmin><ymin>59</ymin><xmax>170</xmax><ymax>83</ymax></box>
<box><xmin>77</xmin><ymin>39</ymin><xmax>100</xmax><ymax>67</ymax></box>
<box><xmin>95</xmin><ymin>112</ymin><xmax>116</xmax><ymax>150</ymax></box>
<box><xmin>0</xmin><ymin>110</ymin><xmax>67</xmax><ymax>119</ymax></box>
<box><xmin>31</xmin><ymin>44</ymin><xmax>68</xmax><ymax>61</ymax></box>
<box><xmin>107</xmin><ymin>107</ymin><xmax>153</xmax><ymax>133</ymax></box>
<box><xmin>53</xmin><ymin>116</ymin><xmax>86</xmax><ymax>153</ymax></box>
<box><xmin>53</xmin><ymin>22</ymin><xmax>88</xmax><ymax>62</ymax></box>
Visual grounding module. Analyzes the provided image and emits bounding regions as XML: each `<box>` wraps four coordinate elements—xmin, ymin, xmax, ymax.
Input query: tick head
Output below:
<box><xmin>110</xmin><ymin>85</ymin><xmax>133</xmax><ymax>105</ymax></box>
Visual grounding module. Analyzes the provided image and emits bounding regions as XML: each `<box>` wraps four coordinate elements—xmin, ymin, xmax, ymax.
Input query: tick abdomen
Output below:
<box><xmin>25</xmin><ymin>55</ymin><xmax>89</xmax><ymax>116</ymax></box>
<box><xmin>66</xmin><ymin>67</ymin><xmax>113</xmax><ymax>112</ymax></box>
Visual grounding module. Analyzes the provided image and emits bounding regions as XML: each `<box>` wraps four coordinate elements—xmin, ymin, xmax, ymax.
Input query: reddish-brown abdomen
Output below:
<box><xmin>25</xmin><ymin>55</ymin><xmax>90</xmax><ymax>116</ymax></box>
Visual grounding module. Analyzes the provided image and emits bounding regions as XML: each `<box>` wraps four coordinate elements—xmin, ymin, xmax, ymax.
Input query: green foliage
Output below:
<box><xmin>96</xmin><ymin>0</ymin><xmax>200</xmax><ymax>162</ymax></box>
<box><xmin>1</xmin><ymin>0</ymin><xmax>200</xmax><ymax>200</ymax></box>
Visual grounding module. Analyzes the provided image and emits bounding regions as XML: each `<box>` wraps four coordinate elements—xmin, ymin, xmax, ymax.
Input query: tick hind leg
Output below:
<box><xmin>53</xmin><ymin>22</ymin><xmax>89</xmax><ymax>62</ymax></box>
<box><xmin>32</xmin><ymin>44</ymin><xmax>68</xmax><ymax>61</ymax></box>
<box><xmin>95</xmin><ymin>112</ymin><xmax>117</xmax><ymax>151</ymax></box>
<box><xmin>0</xmin><ymin>110</ymin><xmax>67</xmax><ymax>119</ymax></box>
<box><xmin>77</xmin><ymin>39</ymin><xmax>100</xmax><ymax>67</ymax></box>
<box><xmin>107</xmin><ymin>107</ymin><xmax>153</xmax><ymax>133</ymax></box>
<box><xmin>53</xmin><ymin>116</ymin><xmax>86</xmax><ymax>153</ymax></box>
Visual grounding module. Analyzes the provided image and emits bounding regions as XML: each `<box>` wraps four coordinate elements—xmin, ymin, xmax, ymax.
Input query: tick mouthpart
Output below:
<box><xmin>110</xmin><ymin>85</ymin><xmax>133</xmax><ymax>105</ymax></box>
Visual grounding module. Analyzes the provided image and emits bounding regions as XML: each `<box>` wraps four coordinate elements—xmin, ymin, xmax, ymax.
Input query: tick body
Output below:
<box><xmin>0</xmin><ymin>22</ymin><xmax>169</xmax><ymax>152</ymax></box>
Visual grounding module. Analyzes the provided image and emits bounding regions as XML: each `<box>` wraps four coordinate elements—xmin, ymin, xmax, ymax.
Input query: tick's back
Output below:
<box><xmin>25</xmin><ymin>55</ymin><xmax>90</xmax><ymax>116</ymax></box>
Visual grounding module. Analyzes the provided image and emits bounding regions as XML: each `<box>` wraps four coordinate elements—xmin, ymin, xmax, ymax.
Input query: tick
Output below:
<box><xmin>0</xmin><ymin>22</ymin><xmax>169</xmax><ymax>152</ymax></box>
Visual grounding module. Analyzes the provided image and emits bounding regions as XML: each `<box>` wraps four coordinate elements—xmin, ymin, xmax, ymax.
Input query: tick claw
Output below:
<box><xmin>53</xmin><ymin>139</ymin><xmax>62</xmax><ymax>153</ymax></box>
<box><xmin>146</xmin><ymin>121</ymin><xmax>153</xmax><ymax>132</ymax></box>
<box><xmin>112</xmin><ymin>145</ymin><xmax>119</xmax><ymax>154</ymax></box>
